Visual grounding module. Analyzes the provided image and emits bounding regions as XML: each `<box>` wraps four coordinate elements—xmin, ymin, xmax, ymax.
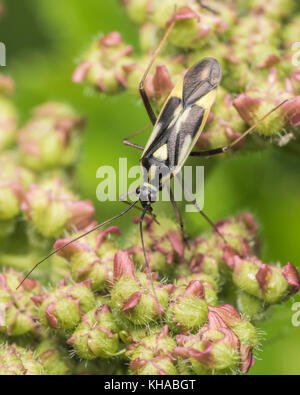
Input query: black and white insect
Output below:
<box><xmin>17</xmin><ymin>19</ymin><xmax>287</xmax><ymax>289</ymax></box>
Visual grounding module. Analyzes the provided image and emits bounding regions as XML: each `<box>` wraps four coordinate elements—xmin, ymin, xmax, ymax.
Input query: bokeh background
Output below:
<box><xmin>0</xmin><ymin>0</ymin><xmax>299</xmax><ymax>374</ymax></box>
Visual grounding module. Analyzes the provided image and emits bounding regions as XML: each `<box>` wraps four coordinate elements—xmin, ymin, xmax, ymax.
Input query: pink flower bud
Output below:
<box><xmin>113</xmin><ymin>250</ymin><xmax>135</xmax><ymax>282</ymax></box>
<box><xmin>18</xmin><ymin>102</ymin><xmax>85</xmax><ymax>171</ymax></box>
<box><xmin>281</xmin><ymin>262</ymin><xmax>300</xmax><ymax>295</ymax></box>
<box><xmin>73</xmin><ymin>31</ymin><xmax>134</xmax><ymax>93</ymax></box>
<box><xmin>21</xmin><ymin>178</ymin><xmax>95</xmax><ymax>238</ymax></box>
<box><xmin>66</xmin><ymin>200</ymin><xmax>95</xmax><ymax>230</ymax></box>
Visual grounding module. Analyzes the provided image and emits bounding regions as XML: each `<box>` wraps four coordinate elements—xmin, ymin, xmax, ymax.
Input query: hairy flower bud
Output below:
<box><xmin>0</xmin><ymin>153</ymin><xmax>34</xmax><ymax>225</ymax></box>
<box><xmin>111</xmin><ymin>250</ymin><xmax>172</xmax><ymax>324</ymax></box>
<box><xmin>0</xmin><ymin>269</ymin><xmax>42</xmax><ymax>336</ymax></box>
<box><xmin>127</xmin><ymin>325</ymin><xmax>178</xmax><ymax>375</ymax></box>
<box><xmin>189</xmin><ymin>213</ymin><xmax>258</xmax><ymax>284</ymax></box>
<box><xmin>233</xmin><ymin>68</ymin><xmax>299</xmax><ymax>137</ymax></box>
<box><xmin>21</xmin><ymin>178</ymin><xmax>94</xmax><ymax>238</ymax></box>
<box><xmin>54</xmin><ymin>225</ymin><xmax>120</xmax><ymax>291</ymax></box>
<box><xmin>175</xmin><ymin>273</ymin><xmax>218</xmax><ymax>306</ymax></box>
<box><xmin>150</xmin><ymin>1</ymin><xmax>236</xmax><ymax>50</ymax></box>
<box><xmin>0</xmin><ymin>344</ymin><xmax>44</xmax><ymax>375</ymax></box>
<box><xmin>166</xmin><ymin>280</ymin><xmax>208</xmax><ymax>333</ymax></box>
<box><xmin>174</xmin><ymin>303</ymin><xmax>257</xmax><ymax>374</ymax></box>
<box><xmin>173</xmin><ymin>328</ymin><xmax>240</xmax><ymax>374</ymax></box>
<box><xmin>130</xmin><ymin>217</ymin><xmax>185</xmax><ymax>274</ymax></box>
<box><xmin>73</xmin><ymin>32</ymin><xmax>134</xmax><ymax>93</ymax></box>
<box><xmin>67</xmin><ymin>304</ymin><xmax>120</xmax><ymax>360</ymax></box>
<box><xmin>37</xmin><ymin>280</ymin><xmax>95</xmax><ymax>332</ymax></box>
<box><xmin>236</xmin><ymin>291</ymin><xmax>266</xmax><ymax>321</ymax></box>
<box><xmin>35</xmin><ymin>338</ymin><xmax>70</xmax><ymax>375</ymax></box>
<box><xmin>18</xmin><ymin>102</ymin><xmax>84</xmax><ymax>171</ymax></box>
<box><xmin>122</xmin><ymin>0</ymin><xmax>151</xmax><ymax>24</ymax></box>
<box><xmin>231</xmin><ymin>257</ymin><xmax>300</xmax><ymax>304</ymax></box>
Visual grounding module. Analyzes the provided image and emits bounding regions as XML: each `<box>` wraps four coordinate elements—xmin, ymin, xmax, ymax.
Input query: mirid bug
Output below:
<box><xmin>17</xmin><ymin>18</ymin><xmax>288</xmax><ymax>290</ymax></box>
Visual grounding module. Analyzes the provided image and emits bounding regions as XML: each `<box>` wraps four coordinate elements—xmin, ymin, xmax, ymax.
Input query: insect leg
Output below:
<box><xmin>139</xmin><ymin>14</ymin><xmax>176</xmax><ymax>125</ymax></box>
<box><xmin>139</xmin><ymin>205</ymin><xmax>163</xmax><ymax>322</ymax></box>
<box><xmin>167</xmin><ymin>184</ymin><xmax>190</xmax><ymax>247</ymax></box>
<box><xmin>176</xmin><ymin>172</ymin><xmax>226</xmax><ymax>243</ymax></box>
<box><xmin>122</xmin><ymin>123</ymin><xmax>152</xmax><ymax>150</ymax></box>
<box><xmin>190</xmin><ymin>100</ymin><xmax>289</xmax><ymax>157</ymax></box>
<box><xmin>195</xmin><ymin>0</ymin><xmax>220</xmax><ymax>15</ymax></box>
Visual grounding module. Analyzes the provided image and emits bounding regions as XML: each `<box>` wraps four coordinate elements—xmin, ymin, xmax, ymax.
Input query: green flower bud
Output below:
<box><xmin>237</xmin><ymin>291</ymin><xmax>267</xmax><ymax>321</ymax></box>
<box><xmin>208</xmin><ymin>305</ymin><xmax>259</xmax><ymax>349</ymax></box>
<box><xmin>73</xmin><ymin>32</ymin><xmax>134</xmax><ymax>93</ymax></box>
<box><xmin>176</xmin><ymin>273</ymin><xmax>218</xmax><ymax>306</ymax></box>
<box><xmin>130</xmin><ymin>216</ymin><xmax>186</xmax><ymax>274</ymax></box>
<box><xmin>0</xmin><ymin>269</ymin><xmax>42</xmax><ymax>336</ymax></box>
<box><xmin>130</xmin><ymin>356</ymin><xmax>177</xmax><ymax>375</ymax></box>
<box><xmin>232</xmin><ymin>257</ymin><xmax>300</xmax><ymax>304</ymax></box>
<box><xmin>17</xmin><ymin>348</ymin><xmax>44</xmax><ymax>375</ymax></box>
<box><xmin>22</xmin><ymin>178</ymin><xmax>94</xmax><ymax>238</ymax></box>
<box><xmin>127</xmin><ymin>325</ymin><xmax>178</xmax><ymax>375</ymax></box>
<box><xmin>111</xmin><ymin>251</ymin><xmax>173</xmax><ymax>324</ymax></box>
<box><xmin>18</xmin><ymin>102</ymin><xmax>85</xmax><ymax>171</ymax></box>
<box><xmin>174</xmin><ymin>329</ymin><xmax>240</xmax><ymax>375</ymax></box>
<box><xmin>233</xmin><ymin>68</ymin><xmax>297</xmax><ymax>137</ymax></box>
<box><xmin>120</xmin><ymin>324</ymin><xmax>162</xmax><ymax>345</ymax></box>
<box><xmin>122</xmin><ymin>0</ymin><xmax>150</xmax><ymax>24</ymax></box>
<box><xmin>54</xmin><ymin>226</ymin><xmax>120</xmax><ymax>291</ymax></box>
<box><xmin>0</xmin><ymin>344</ymin><xmax>44</xmax><ymax>375</ymax></box>
<box><xmin>0</xmin><ymin>186</ymin><xmax>20</xmax><ymax>220</ymax></box>
<box><xmin>35</xmin><ymin>338</ymin><xmax>70</xmax><ymax>375</ymax></box>
<box><xmin>37</xmin><ymin>280</ymin><xmax>95</xmax><ymax>332</ymax></box>
<box><xmin>139</xmin><ymin>23</ymin><xmax>163</xmax><ymax>54</ymax></box>
<box><xmin>67</xmin><ymin>305</ymin><xmax>119</xmax><ymax>360</ymax></box>
<box><xmin>0</xmin><ymin>343</ymin><xmax>26</xmax><ymax>375</ymax></box>
<box><xmin>0</xmin><ymin>152</ymin><xmax>34</xmax><ymax>223</ymax></box>
<box><xmin>166</xmin><ymin>280</ymin><xmax>208</xmax><ymax>333</ymax></box>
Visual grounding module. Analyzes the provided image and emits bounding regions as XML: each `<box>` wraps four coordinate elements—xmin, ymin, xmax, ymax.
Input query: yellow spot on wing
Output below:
<box><xmin>148</xmin><ymin>165</ymin><xmax>157</xmax><ymax>183</ymax></box>
<box><xmin>195</xmin><ymin>89</ymin><xmax>216</xmax><ymax>110</ymax></box>
<box><xmin>153</xmin><ymin>144</ymin><xmax>168</xmax><ymax>160</ymax></box>
<box><xmin>171</xmin><ymin>78</ymin><xmax>184</xmax><ymax>99</ymax></box>
<box><xmin>142</xmin><ymin>78</ymin><xmax>184</xmax><ymax>157</ymax></box>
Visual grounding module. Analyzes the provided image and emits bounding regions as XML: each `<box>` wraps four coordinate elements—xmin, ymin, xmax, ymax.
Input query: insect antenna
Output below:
<box><xmin>16</xmin><ymin>199</ymin><xmax>139</xmax><ymax>289</ymax></box>
<box><xmin>139</xmin><ymin>205</ymin><xmax>163</xmax><ymax>320</ymax></box>
<box><xmin>225</xmin><ymin>99</ymin><xmax>291</xmax><ymax>151</ymax></box>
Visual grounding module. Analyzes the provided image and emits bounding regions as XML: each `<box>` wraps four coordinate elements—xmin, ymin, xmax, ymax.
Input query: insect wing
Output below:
<box><xmin>141</xmin><ymin>58</ymin><xmax>222</xmax><ymax>177</ymax></box>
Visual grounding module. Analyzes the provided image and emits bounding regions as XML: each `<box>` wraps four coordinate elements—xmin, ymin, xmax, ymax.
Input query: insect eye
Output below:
<box><xmin>136</xmin><ymin>186</ymin><xmax>141</xmax><ymax>195</ymax></box>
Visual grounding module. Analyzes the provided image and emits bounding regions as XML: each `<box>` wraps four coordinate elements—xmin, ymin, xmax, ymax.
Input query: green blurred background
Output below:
<box><xmin>0</xmin><ymin>0</ymin><xmax>299</xmax><ymax>374</ymax></box>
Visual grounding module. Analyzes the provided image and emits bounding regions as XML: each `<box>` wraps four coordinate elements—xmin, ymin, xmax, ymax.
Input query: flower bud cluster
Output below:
<box><xmin>0</xmin><ymin>269</ymin><xmax>42</xmax><ymax>336</ymax></box>
<box><xmin>1</xmin><ymin>212</ymin><xmax>299</xmax><ymax>375</ymax></box>
<box><xmin>109</xmin><ymin>1</ymin><xmax>300</xmax><ymax>147</ymax></box>
<box><xmin>18</xmin><ymin>102</ymin><xmax>85</xmax><ymax>172</ymax></box>
<box><xmin>21</xmin><ymin>177</ymin><xmax>94</xmax><ymax>239</ymax></box>
<box><xmin>0</xmin><ymin>343</ymin><xmax>44</xmax><ymax>375</ymax></box>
